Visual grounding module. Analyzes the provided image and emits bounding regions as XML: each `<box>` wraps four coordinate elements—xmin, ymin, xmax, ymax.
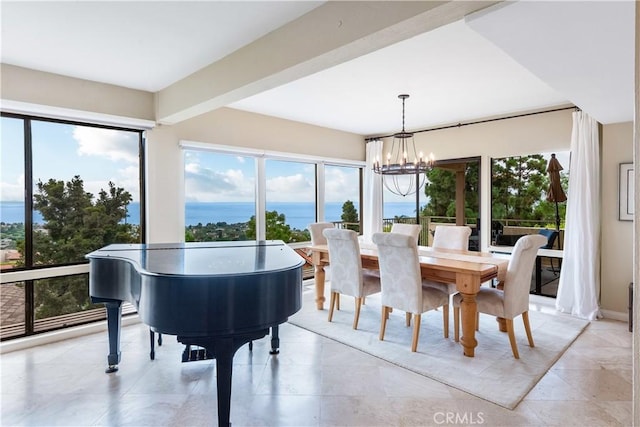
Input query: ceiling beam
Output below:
<box><xmin>155</xmin><ymin>1</ymin><xmax>499</xmax><ymax>125</ymax></box>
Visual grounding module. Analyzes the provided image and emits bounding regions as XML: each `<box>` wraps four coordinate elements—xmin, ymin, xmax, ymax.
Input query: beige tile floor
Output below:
<box><xmin>0</xmin><ymin>296</ymin><xmax>633</xmax><ymax>427</ymax></box>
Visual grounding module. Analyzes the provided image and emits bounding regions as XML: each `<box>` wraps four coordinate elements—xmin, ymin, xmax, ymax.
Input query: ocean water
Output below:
<box><xmin>0</xmin><ymin>201</ymin><xmax>420</xmax><ymax>230</ymax></box>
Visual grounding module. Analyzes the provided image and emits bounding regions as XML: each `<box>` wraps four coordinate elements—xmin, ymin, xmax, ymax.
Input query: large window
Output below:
<box><xmin>181</xmin><ymin>144</ymin><xmax>364</xmax><ymax>244</ymax></box>
<box><xmin>0</xmin><ymin>113</ymin><xmax>145</xmax><ymax>340</ymax></box>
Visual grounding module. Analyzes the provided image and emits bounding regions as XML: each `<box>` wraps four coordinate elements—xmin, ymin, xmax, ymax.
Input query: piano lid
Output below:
<box><xmin>86</xmin><ymin>240</ymin><xmax>304</xmax><ymax>277</ymax></box>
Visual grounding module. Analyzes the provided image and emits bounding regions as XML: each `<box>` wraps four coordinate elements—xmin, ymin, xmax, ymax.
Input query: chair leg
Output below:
<box><xmin>405</xmin><ymin>312</ymin><xmax>411</xmax><ymax>327</ymax></box>
<box><xmin>380</xmin><ymin>306</ymin><xmax>389</xmax><ymax>341</ymax></box>
<box><xmin>328</xmin><ymin>292</ymin><xmax>337</xmax><ymax>322</ymax></box>
<box><xmin>353</xmin><ymin>297</ymin><xmax>362</xmax><ymax>330</ymax></box>
<box><xmin>505</xmin><ymin>319</ymin><xmax>520</xmax><ymax>359</ymax></box>
<box><xmin>442</xmin><ymin>305</ymin><xmax>449</xmax><ymax>339</ymax></box>
<box><xmin>522</xmin><ymin>311</ymin><xmax>535</xmax><ymax>348</ymax></box>
<box><xmin>453</xmin><ymin>306</ymin><xmax>460</xmax><ymax>342</ymax></box>
<box><xmin>411</xmin><ymin>314</ymin><xmax>421</xmax><ymax>352</ymax></box>
<box><xmin>336</xmin><ymin>293</ymin><xmax>340</xmax><ymax>311</ymax></box>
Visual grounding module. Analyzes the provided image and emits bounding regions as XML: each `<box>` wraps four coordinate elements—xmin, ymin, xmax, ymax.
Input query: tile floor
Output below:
<box><xmin>0</xmin><ymin>294</ymin><xmax>633</xmax><ymax>427</ymax></box>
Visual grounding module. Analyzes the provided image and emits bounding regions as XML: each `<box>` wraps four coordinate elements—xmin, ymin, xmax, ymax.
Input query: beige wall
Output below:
<box><xmin>601</xmin><ymin>122</ymin><xmax>634</xmax><ymax>315</ymax></box>
<box><xmin>1</xmin><ymin>64</ymin><xmax>154</xmax><ymax>123</ymax></box>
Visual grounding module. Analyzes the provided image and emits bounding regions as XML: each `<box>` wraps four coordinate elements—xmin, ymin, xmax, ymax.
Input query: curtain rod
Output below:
<box><xmin>365</xmin><ymin>105</ymin><xmax>579</xmax><ymax>142</ymax></box>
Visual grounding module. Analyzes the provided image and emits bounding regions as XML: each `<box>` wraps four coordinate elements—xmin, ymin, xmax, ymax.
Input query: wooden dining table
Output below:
<box><xmin>308</xmin><ymin>241</ymin><xmax>509</xmax><ymax>357</ymax></box>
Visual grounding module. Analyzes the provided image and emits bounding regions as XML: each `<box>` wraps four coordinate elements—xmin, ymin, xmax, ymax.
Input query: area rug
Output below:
<box><xmin>288</xmin><ymin>285</ymin><xmax>589</xmax><ymax>410</ymax></box>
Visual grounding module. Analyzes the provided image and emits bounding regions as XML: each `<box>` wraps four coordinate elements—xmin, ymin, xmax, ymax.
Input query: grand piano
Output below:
<box><xmin>87</xmin><ymin>240</ymin><xmax>304</xmax><ymax>427</ymax></box>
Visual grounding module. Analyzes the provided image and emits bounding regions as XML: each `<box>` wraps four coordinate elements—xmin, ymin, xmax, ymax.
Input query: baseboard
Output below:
<box><xmin>0</xmin><ymin>315</ymin><xmax>142</xmax><ymax>354</ymax></box>
<box><xmin>599</xmin><ymin>309</ymin><xmax>629</xmax><ymax>323</ymax></box>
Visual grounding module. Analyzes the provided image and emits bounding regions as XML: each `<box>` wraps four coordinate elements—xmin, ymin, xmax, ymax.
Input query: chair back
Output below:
<box><xmin>308</xmin><ymin>222</ymin><xmax>334</xmax><ymax>246</ymax></box>
<box><xmin>503</xmin><ymin>234</ymin><xmax>548</xmax><ymax>317</ymax></box>
<box><xmin>538</xmin><ymin>229</ymin><xmax>559</xmax><ymax>249</ymax></box>
<box><xmin>390</xmin><ymin>223</ymin><xmax>421</xmax><ymax>243</ymax></box>
<box><xmin>432</xmin><ymin>225</ymin><xmax>472</xmax><ymax>250</ymax></box>
<box><xmin>372</xmin><ymin>232</ymin><xmax>422</xmax><ymax>313</ymax></box>
<box><xmin>323</xmin><ymin>228</ymin><xmax>363</xmax><ymax>296</ymax></box>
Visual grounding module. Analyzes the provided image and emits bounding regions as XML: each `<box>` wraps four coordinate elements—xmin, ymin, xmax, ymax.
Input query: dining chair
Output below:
<box><xmin>322</xmin><ymin>228</ymin><xmax>381</xmax><ymax>329</ymax></box>
<box><xmin>452</xmin><ymin>234</ymin><xmax>547</xmax><ymax>358</ymax></box>
<box><xmin>372</xmin><ymin>232</ymin><xmax>450</xmax><ymax>352</ymax></box>
<box><xmin>308</xmin><ymin>222</ymin><xmax>335</xmax><ymax>246</ymax></box>
<box><xmin>390</xmin><ymin>223</ymin><xmax>421</xmax><ymax>243</ymax></box>
<box><xmin>423</xmin><ymin>225</ymin><xmax>472</xmax><ymax>296</ymax></box>
<box><xmin>423</xmin><ymin>225</ymin><xmax>473</xmax><ymax>333</ymax></box>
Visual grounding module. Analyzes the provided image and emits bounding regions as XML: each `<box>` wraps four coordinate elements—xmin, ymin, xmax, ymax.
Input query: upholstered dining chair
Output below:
<box><xmin>422</xmin><ymin>225</ymin><xmax>473</xmax><ymax>334</ymax></box>
<box><xmin>452</xmin><ymin>234</ymin><xmax>547</xmax><ymax>359</ymax></box>
<box><xmin>423</xmin><ymin>225</ymin><xmax>472</xmax><ymax>296</ymax></box>
<box><xmin>372</xmin><ymin>232</ymin><xmax>450</xmax><ymax>352</ymax></box>
<box><xmin>390</xmin><ymin>223</ymin><xmax>421</xmax><ymax>243</ymax></box>
<box><xmin>322</xmin><ymin>228</ymin><xmax>381</xmax><ymax>329</ymax></box>
<box><xmin>308</xmin><ymin>222</ymin><xmax>334</xmax><ymax>246</ymax></box>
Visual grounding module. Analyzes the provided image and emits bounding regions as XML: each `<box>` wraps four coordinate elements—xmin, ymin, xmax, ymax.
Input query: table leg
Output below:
<box><xmin>314</xmin><ymin>264</ymin><xmax>326</xmax><ymax>310</ymax></box>
<box><xmin>459</xmin><ymin>292</ymin><xmax>478</xmax><ymax>357</ymax></box>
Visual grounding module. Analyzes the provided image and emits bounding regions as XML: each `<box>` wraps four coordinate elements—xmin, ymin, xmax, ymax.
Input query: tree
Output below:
<box><xmin>29</xmin><ymin>176</ymin><xmax>137</xmax><ymax>318</ymax></box>
<box><xmin>421</xmin><ymin>162</ymin><xmax>479</xmax><ymax>221</ymax></box>
<box><xmin>491</xmin><ymin>155</ymin><xmax>549</xmax><ymax>222</ymax></box>
<box><xmin>341</xmin><ymin>200</ymin><xmax>359</xmax><ymax>231</ymax></box>
<box><xmin>246</xmin><ymin>210</ymin><xmax>292</xmax><ymax>242</ymax></box>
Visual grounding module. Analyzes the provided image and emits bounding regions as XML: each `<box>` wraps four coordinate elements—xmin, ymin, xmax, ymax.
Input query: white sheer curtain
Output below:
<box><xmin>363</xmin><ymin>139</ymin><xmax>383</xmax><ymax>243</ymax></box>
<box><xmin>555</xmin><ymin>111</ymin><xmax>601</xmax><ymax>320</ymax></box>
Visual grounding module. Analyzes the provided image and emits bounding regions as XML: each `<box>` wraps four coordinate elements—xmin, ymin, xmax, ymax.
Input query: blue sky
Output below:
<box><xmin>1</xmin><ymin>117</ymin><xmax>140</xmax><ymax>202</ymax></box>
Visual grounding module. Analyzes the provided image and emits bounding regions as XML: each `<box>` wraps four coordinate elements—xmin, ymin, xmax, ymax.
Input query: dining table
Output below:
<box><xmin>308</xmin><ymin>239</ymin><xmax>510</xmax><ymax>357</ymax></box>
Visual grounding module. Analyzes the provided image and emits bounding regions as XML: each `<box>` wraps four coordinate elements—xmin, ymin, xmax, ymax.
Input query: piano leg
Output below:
<box><xmin>104</xmin><ymin>301</ymin><xmax>122</xmax><ymax>373</ymax></box>
<box><xmin>269</xmin><ymin>326</ymin><xmax>280</xmax><ymax>355</ymax></box>
<box><xmin>178</xmin><ymin>329</ymin><xmax>269</xmax><ymax>427</ymax></box>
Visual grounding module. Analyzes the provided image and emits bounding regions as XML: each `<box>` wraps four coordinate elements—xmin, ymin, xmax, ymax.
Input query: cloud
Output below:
<box><xmin>324</xmin><ymin>167</ymin><xmax>359</xmax><ymax>202</ymax></box>
<box><xmin>185</xmin><ymin>162</ymin><xmax>254</xmax><ymax>202</ymax></box>
<box><xmin>74</xmin><ymin>126</ymin><xmax>138</xmax><ymax>163</ymax></box>
<box><xmin>0</xmin><ymin>174</ymin><xmax>25</xmax><ymax>201</ymax></box>
<box><xmin>266</xmin><ymin>174</ymin><xmax>314</xmax><ymax>202</ymax></box>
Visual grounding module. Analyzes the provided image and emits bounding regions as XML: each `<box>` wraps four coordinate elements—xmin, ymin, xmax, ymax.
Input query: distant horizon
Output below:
<box><xmin>0</xmin><ymin>200</ymin><xmax>421</xmax><ymax>230</ymax></box>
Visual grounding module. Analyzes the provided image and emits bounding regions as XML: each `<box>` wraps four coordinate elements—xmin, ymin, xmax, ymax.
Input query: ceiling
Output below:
<box><xmin>1</xmin><ymin>1</ymin><xmax>634</xmax><ymax>136</ymax></box>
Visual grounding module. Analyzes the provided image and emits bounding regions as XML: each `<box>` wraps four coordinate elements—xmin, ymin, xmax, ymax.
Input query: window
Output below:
<box><xmin>184</xmin><ymin>151</ymin><xmax>256</xmax><ymax>241</ymax></box>
<box><xmin>491</xmin><ymin>151</ymin><xmax>569</xmax><ymax>247</ymax></box>
<box><xmin>324</xmin><ymin>164</ymin><xmax>361</xmax><ymax>231</ymax></box>
<box><xmin>0</xmin><ymin>113</ymin><xmax>145</xmax><ymax>340</ymax></box>
<box><xmin>265</xmin><ymin>159</ymin><xmax>315</xmax><ymax>242</ymax></box>
<box><xmin>181</xmin><ymin>143</ymin><xmax>364</xmax><ymax>244</ymax></box>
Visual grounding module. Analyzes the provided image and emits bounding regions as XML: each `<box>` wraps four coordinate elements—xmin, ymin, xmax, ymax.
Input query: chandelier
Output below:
<box><xmin>372</xmin><ymin>94</ymin><xmax>434</xmax><ymax>196</ymax></box>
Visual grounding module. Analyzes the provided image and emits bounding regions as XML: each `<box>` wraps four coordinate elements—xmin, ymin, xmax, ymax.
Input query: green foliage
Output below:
<box><xmin>421</xmin><ymin>162</ymin><xmax>479</xmax><ymax>220</ymax></box>
<box><xmin>341</xmin><ymin>200</ymin><xmax>359</xmax><ymax>231</ymax></box>
<box><xmin>491</xmin><ymin>155</ymin><xmax>567</xmax><ymax>226</ymax></box>
<box><xmin>30</xmin><ymin>175</ymin><xmax>138</xmax><ymax>319</ymax></box>
<box><xmin>185</xmin><ymin>222</ymin><xmax>249</xmax><ymax>242</ymax></box>
<box><xmin>32</xmin><ymin>176</ymin><xmax>137</xmax><ymax>265</ymax></box>
<box><xmin>247</xmin><ymin>210</ymin><xmax>292</xmax><ymax>242</ymax></box>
